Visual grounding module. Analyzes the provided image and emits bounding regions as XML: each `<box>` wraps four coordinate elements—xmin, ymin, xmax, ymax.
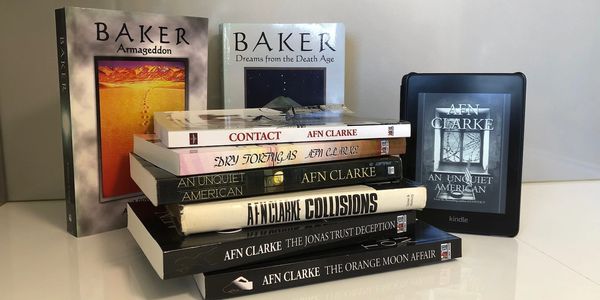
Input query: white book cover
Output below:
<box><xmin>154</xmin><ymin>105</ymin><xmax>410</xmax><ymax>148</ymax></box>
<box><xmin>222</xmin><ymin>23</ymin><xmax>345</xmax><ymax>108</ymax></box>
<box><xmin>174</xmin><ymin>182</ymin><xmax>426</xmax><ymax>234</ymax></box>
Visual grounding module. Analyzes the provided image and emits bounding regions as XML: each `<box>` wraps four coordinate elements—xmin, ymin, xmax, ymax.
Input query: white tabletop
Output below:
<box><xmin>1</xmin><ymin>180</ymin><xmax>599</xmax><ymax>300</ymax></box>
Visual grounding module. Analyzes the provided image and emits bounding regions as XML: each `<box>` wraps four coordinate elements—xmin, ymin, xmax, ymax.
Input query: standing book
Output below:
<box><xmin>195</xmin><ymin>220</ymin><xmax>461</xmax><ymax>299</ymax></box>
<box><xmin>55</xmin><ymin>7</ymin><xmax>208</xmax><ymax>236</ymax></box>
<box><xmin>154</xmin><ymin>105</ymin><xmax>410</xmax><ymax>148</ymax></box>
<box><xmin>222</xmin><ymin>23</ymin><xmax>345</xmax><ymax>109</ymax></box>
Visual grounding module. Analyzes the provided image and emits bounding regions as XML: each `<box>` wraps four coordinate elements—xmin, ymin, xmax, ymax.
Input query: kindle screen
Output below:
<box><xmin>415</xmin><ymin>92</ymin><xmax>511</xmax><ymax>214</ymax></box>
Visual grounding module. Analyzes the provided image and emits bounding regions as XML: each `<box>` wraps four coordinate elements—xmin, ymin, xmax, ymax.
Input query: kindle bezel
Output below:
<box><xmin>400</xmin><ymin>73</ymin><xmax>526</xmax><ymax>236</ymax></box>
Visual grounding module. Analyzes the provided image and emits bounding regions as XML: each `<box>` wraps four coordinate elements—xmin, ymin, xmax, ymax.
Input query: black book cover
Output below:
<box><xmin>127</xmin><ymin>201</ymin><xmax>416</xmax><ymax>279</ymax></box>
<box><xmin>55</xmin><ymin>8</ymin><xmax>76</xmax><ymax>235</ymax></box>
<box><xmin>196</xmin><ymin>220</ymin><xmax>461</xmax><ymax>299</ymax></box>
<box><xmin>131</xmin><ymin>154</ymin><xmax>402</xmax><ymax>205</ymax></box>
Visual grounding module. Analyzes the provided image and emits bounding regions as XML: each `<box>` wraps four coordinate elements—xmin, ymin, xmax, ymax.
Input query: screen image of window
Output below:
<box><xmin>432</xmin><ymin>111</ymin><xmax>490</xmax><ymax>174</ymax></box>
<box><xmin>442</xmin><ymin>130</ymin><xmax>483</xmax><ymax>163</ymax></box>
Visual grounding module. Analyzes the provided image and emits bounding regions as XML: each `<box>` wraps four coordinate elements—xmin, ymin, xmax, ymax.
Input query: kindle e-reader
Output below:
<box><xmin>401</xmin><ymin>73</ymin><xmax>526</xmax><ymax>236</ymax></box>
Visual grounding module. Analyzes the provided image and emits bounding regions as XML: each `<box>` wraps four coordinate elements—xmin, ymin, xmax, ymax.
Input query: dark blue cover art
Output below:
<box><xmin>244</xmin><ymin>67</ymin><xmax>325</xmax><ymax>108</ymax></box>
<box><xmin>416</xmin><ymin>93</ymin><xmax>511</xmax><ymax>214</ymax></box>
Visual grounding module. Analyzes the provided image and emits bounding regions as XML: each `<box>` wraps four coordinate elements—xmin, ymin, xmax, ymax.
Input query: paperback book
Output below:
<box><xmin>221</xmin><ymin>23</ymin><xmax>345</xmax><ymax>108</ymax></box>
<box><xmin>55</xmin><ymin>7</ymin><xmax>208</xmax><ymax>236</ymax></box>
<box><xmin>195</xmin><ymin>220</ymin><xmax>461</xmax><ymax>299</ymax></box>
<box><xmin>127</xmin><ymin>201</ymin><xmax>416</xmax><ymax>279</ymax></box>
<box><xmin>131</xmin><ymin>153</ymin><xmax>403</xmax><ymax>205</ymax></box>
<box><xmin>154</xmin><ymin>105</ymin><xmax>410</xmax><ymax>148</ymax></box>
<box><xmin>171</xmin><ymin>180</ymin><xmax>426</xmax><ymax>234</ymax></box>
<box><xmin>133</xmin><ymin>134</ymin><xmax>405</xmax><ymax>176</ymax></box>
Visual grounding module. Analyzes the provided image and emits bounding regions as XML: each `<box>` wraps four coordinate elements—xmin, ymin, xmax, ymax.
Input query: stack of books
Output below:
<box><xmin>127</xmin><ymin>105</ymin><xmax>461</xmax><ymax>299</ymax></box>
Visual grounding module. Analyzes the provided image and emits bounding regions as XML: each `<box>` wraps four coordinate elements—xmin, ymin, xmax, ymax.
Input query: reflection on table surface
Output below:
<box><xmin>1</xmin><ymin>181</ymin><xmax>600</xmax><ymax>300</ymax></box>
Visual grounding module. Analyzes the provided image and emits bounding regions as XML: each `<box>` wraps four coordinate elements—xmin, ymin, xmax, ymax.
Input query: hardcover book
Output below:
<box><xmin>222</xmin><ymin>23</ymin><xmax>345</xmax><ymax>108</ymax></box>
<box><xmin>133</xmin><ymin>134</ymin><xmax>406</xmax><ymax>176</ymax></box>
<box><xmin>154</xmin><ymin>105</ymin><xmax>410</xmax><ymax>148</ymax></box>
<box><xmin>131</xmin><ymin>153</ymin><xmax>403</xmax><ymax>205</ymax></box>
<box><xmin>127</xmin><ymin>201</ymin><xmax>416</xmax><ymax>279</ymax></box>
<box><xmin>195</xmin><ymin>220</ymin><xmax>461</xmax><ymax>299</ymax></box>
<box><xmin>171</xmin><ymin>180</ymin><xmax>426</xmax><ymax>234</ymax></box>
<box><xmin>55</xmin><ymin>7</ymin><xmax>208</xmax><ymax>236</ymax></box>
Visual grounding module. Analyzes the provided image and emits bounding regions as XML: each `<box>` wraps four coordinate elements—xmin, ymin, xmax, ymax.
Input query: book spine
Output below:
<box><xmin>162</xmin><ymin>123</ymin><xmax>411</xmax><ymax>148</ymax></box>
<box><xmin>198</xmin><ymin>237</ymin><xmax>461</xmax><ymax>299</ymax></box>
<box><xmin>55</xmin><ymin>8</ymin><xmax>77</xmax><ymax>236</ymax></box>
<box><xmin>177</xmin><ymin>183</ymin><xmax>426</xmax><ymax>234</ymax></box>
<box><xmin>158</xmin><ymin>156</ymin><xmax>402</xmax><ymax>205</ymax></box>
<box><xmin>164</xmin><ymin>211</ymin><xmax>416</xmax><ymax>278</ymax></box>
<box><xmin>176</xmin><ymin>138</ymin><xmax>405</xmax><ymax>176</ymax></box>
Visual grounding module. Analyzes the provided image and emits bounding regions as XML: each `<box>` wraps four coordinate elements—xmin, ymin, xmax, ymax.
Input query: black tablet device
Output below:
<box><xmin>400</xmin><ymin>73</ymin><xmax>526</xmax><ymax>237</ymax></box>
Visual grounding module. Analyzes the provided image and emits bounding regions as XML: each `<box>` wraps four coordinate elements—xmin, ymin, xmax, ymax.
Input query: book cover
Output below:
<box><xmin>222</xmin><ymin>23</ymin><xmax>345</xmax><ymax>109</ymax></box>
<box><xmin>195</xmin><ymin>220</ymin><xmax>461</xmax><ymax>299</ymax></box>
<box><xmin>130</xmin><ymin>153</ymin><xmax>403</xmax><ymax>205</ymax></box>
<box><xmin>415</xmin><ymin>93</ymin><xmax>511</xmax><ymax>214</ymax></box>
<box><xmin>172</xmin><ymin>180</ymin><xmax>426</xmax><ymax>234</ymax></box>
<box><xmin>154</xmin><ymin>105</ymin><xmax>410</xmax><ymax>148</ymax></box>
<box><xmin>127</xmin><ymin>201</ymin><xmax>416</xmax><ymax>279</ymax></box>
<box><xmin>55</xmin><ymin>7</ymin><xmax>208</xmax><ymax>236</ymax></box>
<box><xmin>133</xmin><ymin>133</ymin><xmax>406</xmax><ymax>176</ymax></box>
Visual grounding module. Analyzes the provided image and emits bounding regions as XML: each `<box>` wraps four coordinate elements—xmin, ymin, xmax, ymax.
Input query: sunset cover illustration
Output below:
<box><xmin>96</xmin><ymin>58</ymin><xmax>186</xmax><ymax>201</ymax></box>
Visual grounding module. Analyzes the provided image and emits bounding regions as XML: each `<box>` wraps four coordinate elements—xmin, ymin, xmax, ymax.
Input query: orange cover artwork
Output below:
<box><xmin>97</xmin><ymin>59</ymin><xmax>186</xmax><ymax>201</ymax></box>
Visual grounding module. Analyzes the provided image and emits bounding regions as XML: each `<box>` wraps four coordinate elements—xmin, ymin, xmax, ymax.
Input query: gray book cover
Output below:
<box><xmin>55</xmin><ymin>7</ymin><xmax>208</xmax><ymax>236</ymax></box>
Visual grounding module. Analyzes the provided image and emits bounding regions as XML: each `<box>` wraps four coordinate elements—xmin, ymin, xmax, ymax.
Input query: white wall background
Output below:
<box><xmin>0</xmin><ymin>0</ymin><xmax>599</xmax><ymax>201</ymax></box>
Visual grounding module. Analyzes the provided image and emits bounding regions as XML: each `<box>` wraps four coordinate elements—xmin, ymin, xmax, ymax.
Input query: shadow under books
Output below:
<box><xmin>126</xmin><ymin>255</ymin><xmax>201</xmax><ymax>300</ymax></box>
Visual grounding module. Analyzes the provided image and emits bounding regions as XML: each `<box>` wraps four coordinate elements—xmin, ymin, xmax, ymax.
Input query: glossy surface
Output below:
<box><xmin>1</xmin><ymin>181</ymin><xmax>599</xmax><ymax>300</ymax></box>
